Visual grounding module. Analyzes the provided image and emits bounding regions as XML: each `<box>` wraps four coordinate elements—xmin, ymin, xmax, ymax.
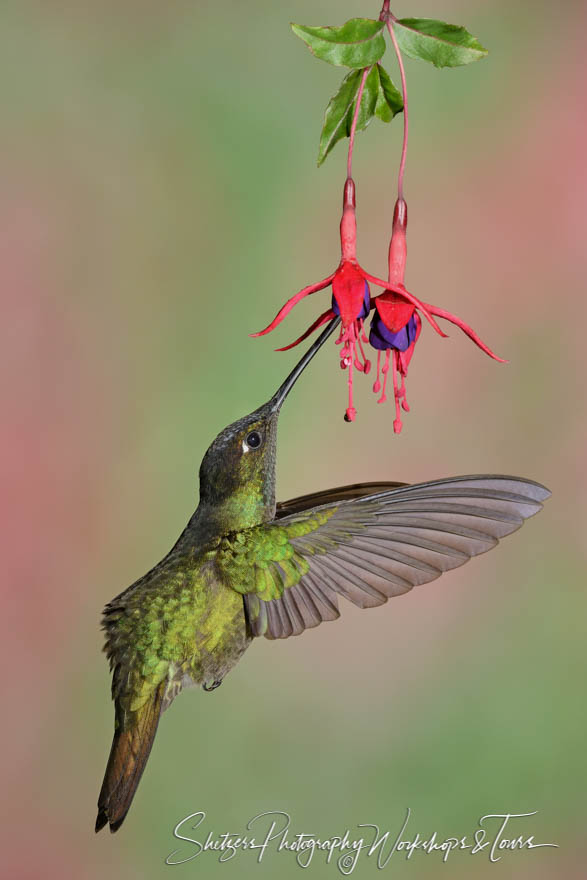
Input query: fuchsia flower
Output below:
<box><xmin>253</xmin><ymin>181</ymin><xmax>505</xmax><ymax>430</ymax></box>
<box><xmin>366</xmin><ymin>197</ymin><xmax>506</xmax><ymax>432</ymax></box>
<box><xmin>253</xmin><ymin>178</ymin><xmax>373</xmax><ymax>422</ymax></box>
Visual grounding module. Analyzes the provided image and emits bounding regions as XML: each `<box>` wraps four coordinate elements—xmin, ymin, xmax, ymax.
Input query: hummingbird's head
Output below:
<box><xmin>194</xmin><ymin>318</ymin><xmax>340</xmax><ymax>538</ymax></box>
<box><xmin>197</xmin><ymin>400</ymin><xmax>279</xmax><ymax>524</ymax></box>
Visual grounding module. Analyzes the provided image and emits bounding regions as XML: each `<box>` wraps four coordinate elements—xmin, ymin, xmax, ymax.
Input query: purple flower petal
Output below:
<box><xmin>369</xmin><ymin>312</ymin><xmax>418</xmax><ymax>352</ymax></box>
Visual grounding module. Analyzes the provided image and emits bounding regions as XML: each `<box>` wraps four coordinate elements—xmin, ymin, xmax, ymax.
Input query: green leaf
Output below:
<box><xmin>318</xmin><ymin>64</ymin><xmax>403</xmax><ymax>166</ymax></box>
<box><xmin>394</xmin><ymin>18</ymin><xmax>488</xmax><ymax>68</ymax></box>
<box><xmin>374</xmin><ymin>65</ymin><xmax>403</xmax><ymax>122</ymax></box>
<box><xmin>291</xmin><ymin>18</ymin><xmax>386</xmax><ymax>68</ymax></box>
<box><xmin>317</xmin><ymin>70</ymin><xmax>370</xmax><ymax>166</ymax></box>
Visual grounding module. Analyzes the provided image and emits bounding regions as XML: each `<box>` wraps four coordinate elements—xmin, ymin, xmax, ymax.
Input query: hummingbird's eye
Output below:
<box><xmin>245</xmin><ymin>430</ymin><xmax>262</xmax><ymax>449</ymax></box>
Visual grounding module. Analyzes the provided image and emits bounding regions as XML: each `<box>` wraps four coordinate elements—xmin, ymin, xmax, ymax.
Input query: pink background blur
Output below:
<box><xmin>2</xmin><ymin>1</ymin><xmax>585</xmax><ymax>877</ymax></box>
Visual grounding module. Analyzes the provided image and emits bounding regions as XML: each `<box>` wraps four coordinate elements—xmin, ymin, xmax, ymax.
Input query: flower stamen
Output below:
<box><xmin>373</xmin><ymin>350</ymin><xmax>382</xmax><ymax>394</ymax></box>
<box><xmin>378</xmin><ymin>349</ymin><xmax>391</xmax><ymax>404</ymax></box>
<box><xmin>392</xmin><ymin>350</ymin><xmax>403</xmax><ymax>433</ymax></box>
<box><xmin>344</xmin><ymin>333</ymin><xmax>357</xmax><ymax>422</ymax></box>
<box><xmin>399</xmin><ymin>370</ymin><xmax>410</xmax><ymax>412</ymax></box>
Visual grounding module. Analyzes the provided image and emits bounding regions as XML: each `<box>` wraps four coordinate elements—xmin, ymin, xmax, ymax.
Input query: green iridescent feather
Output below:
<box><xmin>217</xmin><ymin>508</ymin><xmax>338</xmax><ymax>601</ymax></box>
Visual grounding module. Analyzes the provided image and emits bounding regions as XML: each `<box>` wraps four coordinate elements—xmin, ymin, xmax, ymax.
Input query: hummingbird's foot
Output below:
<box><xmin>203</xmin><ymin>678</ymin><xmax>223</xmax><ymax>692</ymax></box>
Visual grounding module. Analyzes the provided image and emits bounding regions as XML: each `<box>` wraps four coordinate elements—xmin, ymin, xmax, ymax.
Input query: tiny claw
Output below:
<box><xmin>203</xmin><ymin>679</ymin><xmax>223</xmax><ymax>692</ymax></box>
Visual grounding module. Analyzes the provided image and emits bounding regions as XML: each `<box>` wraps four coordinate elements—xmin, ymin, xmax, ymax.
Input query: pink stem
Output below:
<box><xmin>275</xmin><ymin>308</ymin><xmax>335</xmax><ymax>351</ymax></box>
<box><xmin>251</xmin><ymin>272</ymin><xmax>336</xmax><ymax>336</ymax></box>
<box><xmin>424</xmin><ymin>303</ymin><xmax>508</xmax><ymax>363</ymax></box>
<box><xmin>385</xmin><ymin>17</ymin><xmax>409</xmax><ymax>201</ymax></box>
<box><xmin>347</xmin><ymin>66</ymin><xmax>371</xmax><ymax>180</ymax></box>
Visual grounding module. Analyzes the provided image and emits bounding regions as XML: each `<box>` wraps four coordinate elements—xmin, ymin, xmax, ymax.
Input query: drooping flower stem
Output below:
<box><xmin>380</xmin><ymin>2</ymin><xmax>409</xmax><ymax>202</ymax></box>
<box><xmin>346</xmin><ymin>66</ymin><xmax>371</xmax><ymax>181</ymax></box>
<box><xmin>378</xmin><ymin>3</ymin><xmax>411</xmax><ymax>433</ymax></box>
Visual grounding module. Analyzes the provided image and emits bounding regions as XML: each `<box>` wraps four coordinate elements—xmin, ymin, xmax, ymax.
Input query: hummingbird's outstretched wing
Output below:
<box><xmin>274</xmin><ymin>482</ymin><xmax>408</xmax><ymax>516</ymax></box>
<box><xmin>218</xmin><ymin>476</ymin><xmax>550</xmax><ymax>640</ymax></box>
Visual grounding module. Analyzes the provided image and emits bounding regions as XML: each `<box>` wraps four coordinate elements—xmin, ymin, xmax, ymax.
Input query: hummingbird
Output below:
<box><xmin>95</xmin><ymin>318</ymin><xmax>550</xmax><ymax>833</ymax></box>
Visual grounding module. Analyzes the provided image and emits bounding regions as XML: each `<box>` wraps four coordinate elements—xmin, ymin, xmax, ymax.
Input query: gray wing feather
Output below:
<box><xmin>246</xmin><ymin>476</ymin><xmax>550</xmax><ymax>640</ymax></box>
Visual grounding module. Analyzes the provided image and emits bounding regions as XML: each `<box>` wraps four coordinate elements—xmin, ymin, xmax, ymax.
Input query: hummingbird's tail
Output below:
<box><xmin>95</xmin><ymin>684</ymin><xmax>164</xmax><ymax>833</ymax></box>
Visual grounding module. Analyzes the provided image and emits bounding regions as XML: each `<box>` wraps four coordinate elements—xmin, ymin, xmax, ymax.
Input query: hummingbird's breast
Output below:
<box><xmin>174</xmin><ymin>561</ymin><xmax>253</xmax><ymax>693</ymax></box>
<box><xmin>109</xmin><ymin>543</ymin><xmax>255</xmax><ymax>716</ymax></box>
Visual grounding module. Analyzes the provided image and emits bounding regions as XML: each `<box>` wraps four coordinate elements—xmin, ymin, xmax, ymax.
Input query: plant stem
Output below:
<box><xmin>386</xmin><ymin>17</ymin><xmax>409</xmax><ymax>201</ymax></box>
<box><xmin>380</xmin><ymin>2</ymin><xmax>408</xmax><ymax>201</ymax></box>
<box><xmin>346</xmin><ymin>66</ymin><xmax>371</xmax><ymax>180</ymax></box>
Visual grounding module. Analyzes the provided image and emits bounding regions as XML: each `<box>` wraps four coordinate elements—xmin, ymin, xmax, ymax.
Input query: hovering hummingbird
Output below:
<box><xmin>95</xmin><ymin>318</ymin><xmax>550</xmax><ymax>833</ymax></box>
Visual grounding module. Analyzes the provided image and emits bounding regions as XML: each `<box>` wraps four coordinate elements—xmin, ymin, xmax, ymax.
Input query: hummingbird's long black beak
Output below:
<box><xmin>268</xmin><ymin>317</ymin><xmax>341</xmax><ymax>413</ymax></box>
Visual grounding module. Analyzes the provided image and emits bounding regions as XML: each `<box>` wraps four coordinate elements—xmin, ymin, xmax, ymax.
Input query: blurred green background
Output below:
<box><xmin>3</xmin><ymin>0</ymin><xmax>585</xmax><ymax>877</ymax></box>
